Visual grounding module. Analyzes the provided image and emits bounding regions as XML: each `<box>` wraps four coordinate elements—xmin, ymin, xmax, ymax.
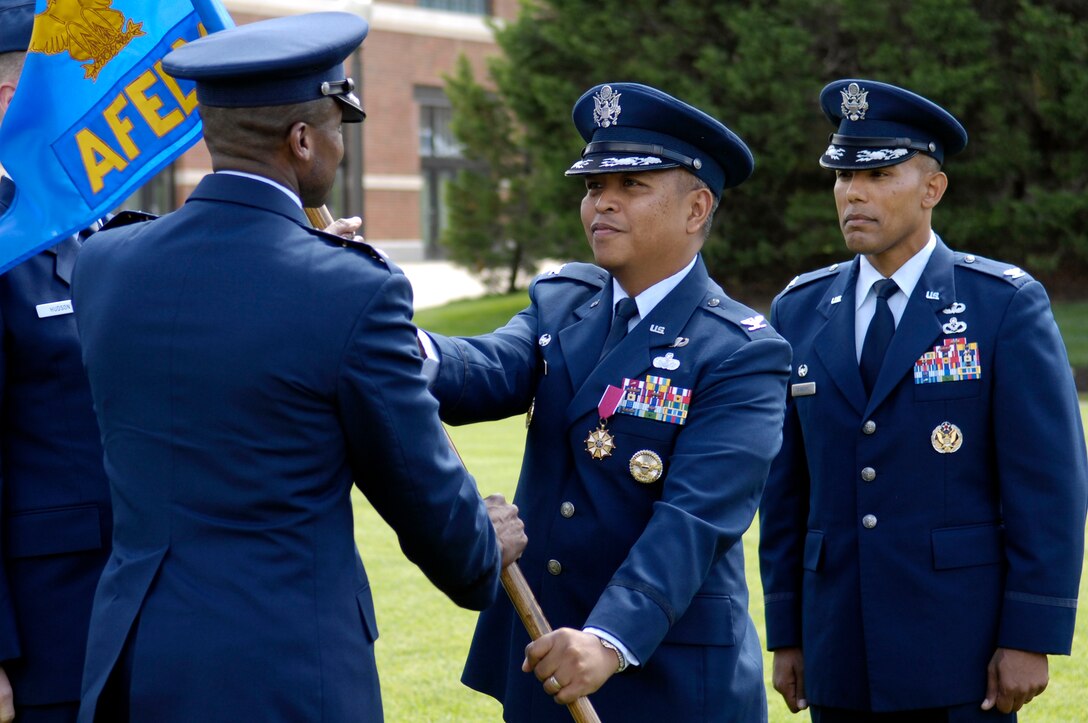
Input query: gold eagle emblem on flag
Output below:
<box><xmin>28</xmin><ymin>0</ymin><xmax>146</xmax><ymax>81</ymax></box>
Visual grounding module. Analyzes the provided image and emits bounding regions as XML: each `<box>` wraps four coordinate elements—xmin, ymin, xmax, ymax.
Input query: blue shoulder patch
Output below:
<box><xmin>699</xmin><ymin>291</ymin><xmax>779</xmax><ymax>339</ymax></box>
<box><xmin>777</xmin><ymin>261</ymin><xmax>849</xmax><ymax>297</ymax></box>
<box><xmin>955</xmin><ymin>252</ymin><xmax>1034</xmax><ymax>287</ymax></box>
<box><xmin>533</xmin><ymin>261</ymin><xmax>608</xmax><ymax>289</ymax></box>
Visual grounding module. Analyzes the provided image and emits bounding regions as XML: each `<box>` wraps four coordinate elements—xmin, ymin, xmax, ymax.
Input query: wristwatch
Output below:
<box><xmin>597</xmin><ymin>637</ymin><xmax>628</xmax><ymax>673</ymax></box>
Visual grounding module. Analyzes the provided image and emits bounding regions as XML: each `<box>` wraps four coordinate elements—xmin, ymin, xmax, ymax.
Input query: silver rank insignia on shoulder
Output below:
<box><xmin>629</xmin><ymin>449</ymin><xmax>664</xmax><ymax>484</ymax></box>
<box><xmin>538</xmin><ymin>333</ymin><xmax>552</xmax><ymax>347</ymax></box>
<box><xmin>1003</xmin><ymin>267</ymin><xmax>1026</xmax><ymax>279</ymax></box>
<box><xmin>740</xmin><ymin>314</ymin><xmax>767</xmax><ymax>331</ymax></box>
<box><xmin>652</xmin><ymin>352</ymin><xmax>680</xmax><ymax>371</ymax></box>
<box><xmin>593</xmin><ymin>85</ymin><xmax>622</xmax><ymax>128</ymax></box>
<box><xmin>942</xmin><ymin>302</ymin><xmax>966</xmax><ymax>315</ymax></box>
<box><xmin>942</xmin><ymin>317</ymin><xmax>967</xmax><ymax>334</ymax></box>
<box><xmin>840</xmin><ymin>82</ymin><xmax>869</xmax><ymax>121</ymax></box>
<box><xmin>926</xmin><ymin>290</ymin><xmax>941</xmax><ymax>300</ymax></box>
<box><xmin>671</xmin><ymin>337</ymin><xmax>690</xmax><ymax>348</ymax></box>
<box><xmin>931</xmin><ymin>421</ymin><xmax>963</xmax><ymax>453</ymax></box>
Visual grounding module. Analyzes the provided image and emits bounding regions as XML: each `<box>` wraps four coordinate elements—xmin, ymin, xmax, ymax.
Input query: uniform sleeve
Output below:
<box><xmin>427</xmin><ymin>292</ymin><xmax>540</xmax><ymax>426</ymax></box>
<box><xmin>991</xmin><ymin>280</ymin><xmax>1088</xmax><ymax>654</ymax></box>
<box><xmin>335</xmin><ymin>271</ymin><xmax>502</xmax><ymax>611</ymax></box>
<box><xmin>0</xmin><ymin>301</ymin><xmax>22</xmax><ymax>664</ymax></box>
<box><xmin>757</xmin><ymin>298</ymin><xmax>811</xmax><ymax>650</ymax></box>
<box><xmin>584</xmin><ymin>335</ymin><xmax>792</xmax><ymax>663</ymax></box>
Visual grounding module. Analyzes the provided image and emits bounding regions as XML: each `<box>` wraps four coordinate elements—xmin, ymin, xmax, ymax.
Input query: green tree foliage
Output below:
<box><xmin>444</xmin><ymin>0</ymin><xmax>1088</xmax><ymax>294</ymax></box>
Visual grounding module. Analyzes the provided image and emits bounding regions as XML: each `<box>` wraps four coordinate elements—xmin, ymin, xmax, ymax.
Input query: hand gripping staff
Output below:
<box><xmin>305</xmin><ymin>203</ymin><xmax>601</xmax><ymax>723</ymax></box>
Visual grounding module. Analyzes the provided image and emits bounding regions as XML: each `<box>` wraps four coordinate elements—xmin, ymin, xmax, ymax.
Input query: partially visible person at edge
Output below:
<box><xmin>759</xmin><ymin>78</ymin><xmax>1088</xmax><ymax>723</ymax></box>
<box><xmin>70</xmin><ymin>13</ymin><xmax>526</xmax><ymax>722</ymax></box>
<box><xmin>419</xmin><ymin>82</ymin><xmax>791</xmax><ymax>721</ymax></box>
<box><xmin>0</xmin><ymin>3</ymin><xmax>111</xmax><ymax>722</ymax></box>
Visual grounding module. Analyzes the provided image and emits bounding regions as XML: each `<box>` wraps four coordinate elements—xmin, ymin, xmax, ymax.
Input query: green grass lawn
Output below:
<box><xmin>362</xmin><ymin>294</ymin><xmax>1088</xmax><ymax>721</ymax></box>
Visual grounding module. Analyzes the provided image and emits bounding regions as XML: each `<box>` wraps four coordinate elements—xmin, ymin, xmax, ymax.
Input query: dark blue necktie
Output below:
<box><xmin>599</xmin><ymin>297</ymin><xmax>639</xmax><ymax>361</ymax></box>
<box><xmin>859</xmin><ymin>278</ymin><xmax>899</xmax><ymax>395</ymax></box>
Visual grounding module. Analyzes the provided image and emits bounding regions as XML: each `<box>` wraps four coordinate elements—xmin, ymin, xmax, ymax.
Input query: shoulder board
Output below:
<box><xmin>534</xmin><ymin>261</ymin><xmax>608</xmax><ymax>288</ymax></box>
<box><xmin>954</xmin><ymin>252</ymin><xmax>1034</xmax><ymax>287</ymax></box>
<box><xmin>98</xmin><ymin>209</ymin><xmax>158</xmax><ymax>231</ymax></box>
<box><xmin>698</xmin><ymin>291</ymin><xmax>779</xmax><ymax>339</ymax></box>
<box><xmin>309</xmin><ymin>227</ymin><xmax>389</xmax><ymax>266</ymax></box>
<box><xmin>777</xmin><ymin>261</ymin><xmax>850</xmax><ymax>296</ymax></box>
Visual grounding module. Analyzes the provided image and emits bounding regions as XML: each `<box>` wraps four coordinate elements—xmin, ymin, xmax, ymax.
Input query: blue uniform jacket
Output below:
<box><xmin>71</xmin><ymin>173</ymin><xmax>502</xmax><ymax>723</ymax></box>
<box><xmin>430</xmin><ymin>257</ymin><xmax>791</xmax><ymax>721</ymax></box>
<box><xmin>759</xmin><ymin>238</ymin><xmax>1088</xmax><ymax>712</ymax></box>
<box><xmin>0</xmin><ymin>177</ymin><xmax>111</xmax><ymax>708</ymax></box>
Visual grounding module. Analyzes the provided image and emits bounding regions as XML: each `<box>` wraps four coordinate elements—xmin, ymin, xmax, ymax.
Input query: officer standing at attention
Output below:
<box><xmin>0</xmin><ymin>3</ymin><xmax>113</xmax><ymax>722</ymax></box>
<box><xmin>71</xmin><ymin>13</ymin><xmax>525</xmax><ymax>723</ymax></box>
<box><xmin>759</xmin><ymin>79</ymin><xmax>1088</xmax><ymax>722</ymax></box>
<box><xmin>421</xmin><ymin>82</ymin><xmax>791</xmax><ymax>721</ymax></box>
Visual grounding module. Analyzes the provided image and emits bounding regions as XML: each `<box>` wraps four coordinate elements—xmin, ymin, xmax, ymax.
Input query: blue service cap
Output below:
<box><xmin>819</xmin><ymin>78</ymin><xmax>967</xmax><ymax>170</ymax></box>
<box><xmin>0</xmin><ymin>1</ymin><xmax>34</xmax><ymax>54</ymax></box>
<box><xmin>162</xmin><ymin>12</ymin><xmax>367</xmax><ymax>122</ymax></box>
<box><xmin>565</xmin><ymin>82</ymin><xmax>754</xmax><ymax>196</ymax></box>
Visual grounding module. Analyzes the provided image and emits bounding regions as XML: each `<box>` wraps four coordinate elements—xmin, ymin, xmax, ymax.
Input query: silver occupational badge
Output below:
<box><xmin>629</xmin><ymin>449</ymin><xmax>664</xmax><ymax>484</ymax></box>
<box><xmin>840</xmin><ymin>82</ymin><xmax>869</xmax><ymax>121</ymax></box>
<box><xmin>593</xmin><ymin>85</ymin><xmax>622</xmax><ymax>128</ymax></box>
<box><xmin>931</xmin><ymin>421</ymin><xmax>963</xmax><ymax>454</ymax></box>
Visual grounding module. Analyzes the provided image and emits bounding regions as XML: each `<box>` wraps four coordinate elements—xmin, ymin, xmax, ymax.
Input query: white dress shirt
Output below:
<box><xmin>854</xmin><ymin>232</ymin><xmax>937</xmax><ymax>362</ymax></box>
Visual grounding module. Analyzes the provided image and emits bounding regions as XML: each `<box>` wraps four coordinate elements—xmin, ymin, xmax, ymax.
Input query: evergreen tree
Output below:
<box><xmin>444</xmin><ymin>0</ymin><xmax>1088</xmax><ymax>293</ymax></box>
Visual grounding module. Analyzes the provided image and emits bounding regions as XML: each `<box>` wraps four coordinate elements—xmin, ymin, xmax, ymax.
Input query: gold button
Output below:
<box><xmin>547</xmin><ymin>559</ymin><xmax>562</xmax><ymax>575</ymax></box>
<box><xmin>861</xmin><ymin>467</ymin><xmax>876</xmax><ymax>482</ymax></box>
<box><xmin>560</xmin><ymin>502</ymin><xmax>575</xmax><ymax>518</ymax></box>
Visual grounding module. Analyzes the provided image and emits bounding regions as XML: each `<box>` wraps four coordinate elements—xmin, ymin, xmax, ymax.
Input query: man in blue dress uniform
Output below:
<box><xmin>422</xmin><ymin>82</ymin><xmax>791</xmax><ymax>721</ymax></box>
<box><xmin>0</xmin><ymin>3</ymin><xmax>112</xmax><ymax>722</ymax></box>
<box><xmin>71</xmin><ymin>13</ymin><xmax>525</xmax><ymax>723</ymax></box>
<box><xmin>759</xmin><ymin>79</ymin><xmax>1088</xmax><ymax>722</ymax></box>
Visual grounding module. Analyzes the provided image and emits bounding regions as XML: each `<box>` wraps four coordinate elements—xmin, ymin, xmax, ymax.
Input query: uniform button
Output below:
<box><xmin>862</xmin><ymin>514</ymin><xmax>878</xmax><ymax>529</ymax></box>
<box><xmin>862</xmin><ymin>420</ymin><xmax>877</xmax><ymax>435</ymax></box>
<box><xmin>861</xmin><ymin>466</ymin><xmax>876</xmax><ymax>482</ymax></box>
<box><xmin>547</xmin><ymin>559</ymin><xmax>562</xmax><ymax>575</ymax></box>
<box><xmin>707</xmin><ymin>298</ymin><xmax>721</xmax><ymax>307</ymax></box>
<box><xmin>965</xmin><ymin>255</ymin><xmax>976</xmax><ymax>264</ymax></box>
<box><xmin>560</xmin><ymin>502</ymin><xmax>575</xmax><ymax>518</ymax></box>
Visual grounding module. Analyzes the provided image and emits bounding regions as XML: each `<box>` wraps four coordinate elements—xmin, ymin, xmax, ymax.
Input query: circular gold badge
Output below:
<box><xmin>585</xmin><ymin>424</ymin><xmax>616</xmax><ymax>460</ymax></box>
<box><xmin>931</xmin><ymin>421</ymin><xmax>963</xmax><ymax>454</ymax></box>
<box><xmin>629</xmin><ymin>449</ymin><xmax>664</xmax><ymax>484</ymax></box>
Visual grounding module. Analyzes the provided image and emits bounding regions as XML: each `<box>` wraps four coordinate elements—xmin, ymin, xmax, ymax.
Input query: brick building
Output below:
<box><xmin>137</xmin><ymin>0</ymin><xmax>518</xmax><ymax>261</ymax></box>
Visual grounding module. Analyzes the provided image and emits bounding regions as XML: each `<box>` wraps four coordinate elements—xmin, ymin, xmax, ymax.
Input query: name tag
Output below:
<box><xmin>36</xmin><ymin>300</ymin><xmax>73</xmax><ymax>318</ymax></box>
<box><xmin>791</xmin><ymin>382</ymin><xmax>816</xmax><ymax>397</ymax></box>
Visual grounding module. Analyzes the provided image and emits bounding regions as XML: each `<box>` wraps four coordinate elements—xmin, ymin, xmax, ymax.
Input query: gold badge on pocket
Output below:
<box><xmin>931</xmin><ymin>421</ymin><xmax>963</xmax><ymax>454</ymax></box>
<box><xmin>629</xmin><ymin>449</ymin><xmax>664</xmax><ymax>484</ymax></box>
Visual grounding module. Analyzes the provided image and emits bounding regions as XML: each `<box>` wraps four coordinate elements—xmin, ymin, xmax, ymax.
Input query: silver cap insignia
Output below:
<box><xmin>840</xmin><ymin>82</ymin><xmax>869</xmax><ymax>121</ymax></box>
<box><xmin>593</xmin><ymin>85</ymin><xmax>622</xmax><ymax>128</ymax></box>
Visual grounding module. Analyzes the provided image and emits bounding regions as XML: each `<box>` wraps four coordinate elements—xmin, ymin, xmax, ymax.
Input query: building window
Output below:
<box><xmin>418</xmin><ymin>0</ymin><xmax>489</xmax><ymax>15</ymax></box>
<box><xmin>416</xmin><ymin>86</ymin><xmax>468</xmax><ymax>259</ymax></box>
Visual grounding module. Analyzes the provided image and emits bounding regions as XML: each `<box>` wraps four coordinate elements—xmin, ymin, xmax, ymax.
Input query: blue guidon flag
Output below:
<box><xmin>0</xmin><ymin>0</ymin><xmax>234</xmax><ymax>273</ymax></box>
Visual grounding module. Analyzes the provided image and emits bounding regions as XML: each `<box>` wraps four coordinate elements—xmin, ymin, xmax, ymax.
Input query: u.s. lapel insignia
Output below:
<box><xmin>671</xmin><ymin>337</ymin><xmax>690</xmax><ymax>348</ymax></box>
<box><xmin>931</xmin><ymin>421</ymin><xmax>963</xmax><ymax>453</ymax></box>
<box><xmin>942</xmin><ymin>302</ymin><xmax>966</xmax><ymax>315</ymax></box>
<box><xmin>942</xmin><ymin>317</ymin><xmax>967</xmax><ymax>334</ymax></box>
<box><xmin>830</xmin><ymin>295</ymin><xmax>843</xmax><ymax>305</ymax></box>
<box><xmin>538</xmin><ymin>333</ymin><xmax>552</xmax><ymax>347</ymax></box>
<box><xmin>926</xmin><ymin>290</ymin><xmax>941</xmax><ymax>300</ymax></box>
<box><xmin>650</xmin><ymin>324</ymin><xmax>666</xmax><ymax>334</ymax></box>
<box><xmin>629</xmin><ymin>449</ymin><xmax>664</xmax><ymax>484</ymax></box>
<box><xmin>652</xmin><ymin>352</ymin><xmax>680</xmax><ymax>371</ymax></box>
<box><xmin>740</xmin><ymin>314</ymin><xmax>767</xmax><ymax>331</ymax></box>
